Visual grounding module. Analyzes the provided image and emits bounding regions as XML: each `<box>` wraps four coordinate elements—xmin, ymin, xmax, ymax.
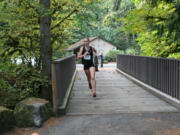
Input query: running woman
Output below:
<box><xmin>77</xmin><ymin>37</ymin><xmax>97</xmax><ymax>97</ymax></box>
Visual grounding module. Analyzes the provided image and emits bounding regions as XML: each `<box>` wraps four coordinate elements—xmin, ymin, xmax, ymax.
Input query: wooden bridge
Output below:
<box><xmin>67</xmin><ymin>65</ymin><xmax>178</xmax><ymax>114</ymax></box>
<box><xmin>44</xmin><ymin>54</ymin><xmax>180</xmax><ymax>135</ymax></box>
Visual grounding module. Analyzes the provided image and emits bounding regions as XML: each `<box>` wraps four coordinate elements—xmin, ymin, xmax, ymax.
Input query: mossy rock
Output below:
<box><xmin>0</xmin><ymin>106</ymin><xmax>14</xmax><ymax>132</ymax></box>
<box><xmin>14</xmin><ymin>97</ymin><xmax>52</xmax><ymax>127</ymax></box>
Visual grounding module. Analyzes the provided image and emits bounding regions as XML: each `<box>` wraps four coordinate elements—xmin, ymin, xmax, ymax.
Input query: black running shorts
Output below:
<box><xmin>83</xmin><ymin>62</ymin><xmax>95</xmax><ymax>70</ymax></box>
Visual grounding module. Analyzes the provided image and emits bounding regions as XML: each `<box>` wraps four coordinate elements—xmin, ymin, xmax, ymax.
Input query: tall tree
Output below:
<box><xmin>0</xmin><ymin>0</ymin><xmax>83</xmax><ymax>105</ymax></box>
<box><xmin>40</xmin><ymin>0</ymin><xmax>52</xmax><ymax>100</ymax></box>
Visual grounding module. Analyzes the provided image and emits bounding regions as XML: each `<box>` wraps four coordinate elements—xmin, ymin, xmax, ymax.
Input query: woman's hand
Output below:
<box><xmin>84</xmin><ymin>51</ymin><xmax>89</xmax><ymax>56</ymax></box>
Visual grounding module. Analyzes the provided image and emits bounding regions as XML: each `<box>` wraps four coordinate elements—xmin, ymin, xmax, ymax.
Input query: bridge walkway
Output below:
<box><xmin>67</xmin><ymin>65</ymin><xmax>178</xmax><ymax>114</ymax></box>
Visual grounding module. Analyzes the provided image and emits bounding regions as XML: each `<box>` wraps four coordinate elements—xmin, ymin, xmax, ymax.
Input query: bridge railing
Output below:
<box><xmin>51</xmin><ymin>55</ymin><xmax>76</xmax><ymax>114</ymax></box>
<box><xmin>117</xmin><ymin>54</ymin><xmax>180</xmax><ymax>100</ymax></box>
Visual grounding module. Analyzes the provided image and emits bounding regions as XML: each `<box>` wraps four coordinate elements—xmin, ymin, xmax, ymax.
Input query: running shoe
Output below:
<box><xmin>92</xmin><ymin>92</ymin><xmax>96</xmax><ymax>97</ymax></box>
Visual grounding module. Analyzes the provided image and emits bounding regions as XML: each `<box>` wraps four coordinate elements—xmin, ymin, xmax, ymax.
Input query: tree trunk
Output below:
<box><xmin>40</xmin><ymin>0</ymin><xmax>52</xmax><ymax>102</ymax></box>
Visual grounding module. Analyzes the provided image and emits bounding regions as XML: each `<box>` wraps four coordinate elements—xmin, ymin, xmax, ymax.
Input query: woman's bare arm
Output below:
<box><xmin>92</xmin><ymin>47</ymin><xmax>97</xmax><ymax>53</ymax></box>
<box><xmin>77</xmin><ymin>47</ymin><xmax>88</xmax><ymax>59</ymax></box>
<box><xmin>77</xmin><ymin>47</ymin><xmax>83</xmax><ymax>59</ymax></box>
<box><xmin>92</xmin><ymin>47</ymin><xmax>97</xmax><ymax>56</ymax></box>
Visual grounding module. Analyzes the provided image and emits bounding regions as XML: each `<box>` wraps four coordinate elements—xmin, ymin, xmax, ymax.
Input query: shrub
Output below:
<box><xmin>105</xmin><ymin>49</ymin><xmax>124</xmax><ymax>62</ymax></box>
<box><xmin>125</xmin><ymin>48</ymin><xmax>139</xmax><ymax>55</ymax></box>
<box><xmin>168</xmin><ymin>52</ymin><xmax>180</xmax><ymax>59</ymax></box>
<box><xmin>0</xmin><ymin>64</ymin><xmax>49</xmax><ymax>109</ymax></box>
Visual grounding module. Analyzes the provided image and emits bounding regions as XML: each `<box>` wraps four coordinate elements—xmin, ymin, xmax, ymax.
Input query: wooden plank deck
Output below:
<box><xmin>67</xmin><ymin>65</ymin><xmax>179</xmax><ymax>115</ymax></box>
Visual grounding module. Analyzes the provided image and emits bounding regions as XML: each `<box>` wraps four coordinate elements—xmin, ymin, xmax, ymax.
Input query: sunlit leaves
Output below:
<box><xmin>0</xmin><ymin>0</ymin><xmax>40</xmax><ymax>62</ymax></box>
<box><xmin>50</xmin><ymin>0</ymin><xmax>82</xmax><ymax>58</ymax></box>
<box><xmin>84</xmin><ymin>0</ymin><xmax>103</xmax><ymax>3</ymax></box>
<box><xmin>131</xmin><ymin>0</ymin><xmax>141</xmax><ymax>5</ymax></box>
<box><xmin>102</xmin><ymin>12</ymin><xmax>117</xmax><ymax>26</ymax></box>
<box><xmin>122</xmin><ymin>1</ymin><xmax>180</xmax><ymax>58</ymax></box>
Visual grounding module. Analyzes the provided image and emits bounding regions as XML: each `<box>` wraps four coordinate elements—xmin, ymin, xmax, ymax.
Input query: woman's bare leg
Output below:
<box><xmin>84</xmin><ymin>69</ymin><xmax>91</xmax><ymax>88</ymax></box>
<box><xmin>89</xmin><ymin>67</ymin><xmax>96</xmax><ymax>94</ymax></box>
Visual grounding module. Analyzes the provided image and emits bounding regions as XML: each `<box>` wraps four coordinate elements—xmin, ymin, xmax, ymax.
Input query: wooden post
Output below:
<box><xmin>51</xmin><ymin>63</ymin><xmax>58</xmax><ymax>114</ymax></box>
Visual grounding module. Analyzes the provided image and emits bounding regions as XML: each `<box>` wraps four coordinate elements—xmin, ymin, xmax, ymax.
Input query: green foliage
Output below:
<box><xmin>122</xmin><ymin>0</ymin><xmax>180</xmax><ymax>58</ymax></box>
<box><xmin>0</xmin><ymin>0</ymin><xmax>86</xmax><ymax>108</ymax></box>
<box><xmin>0</xmin><ymin>79</ymin><xmax>18</xmax><ymax>109</ymax></box>
<box><xmin>0</xmin><ymin>0</ymin><xmax>41</xmax><ymax>70</ymax></box>
<box><xmin>68</xmin><ymin>0</ymin><xmax>138</xmax><ymax>53</ymax></box>
<box><xmin>0</xmin><ymin>0</ymin><xmax>82</xmax><ymax>66</ymax></box>
<box><xmin>0</xmin><ymin>0</ymin><xmax>49</xmax><ymax>108</ymax></box>
<box><xmin>15</xmin><ymin>65</ymin><xmax>49</xmax><ymax>98</ymax></box>
<box><xmin>168</xmin><ymin>52</ymin><xmax>180</xmax><ymax>59</ymax></box>
<box><xmin>0</xmin><ymin>64</ymin><xmax>49</xmax><ymax>109</ymax></box>
<box><xmin>125</xmin><ymin>48</ymin><xmax>139</xmax><ymax>55</ymax></box>
<box><xmin>51</xmin><ymin>0</ymin><xmax>82</xmax><ymax>55</ymax></box>
<box><xmin>105</xmin><ymin>49</ymin><xmax>124</xmax><ymax>62</ymax></box>
<box><xmin>131</xmin><ymin>0</ymin><xmax>141</xmax><ymax>5</ymax></box>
